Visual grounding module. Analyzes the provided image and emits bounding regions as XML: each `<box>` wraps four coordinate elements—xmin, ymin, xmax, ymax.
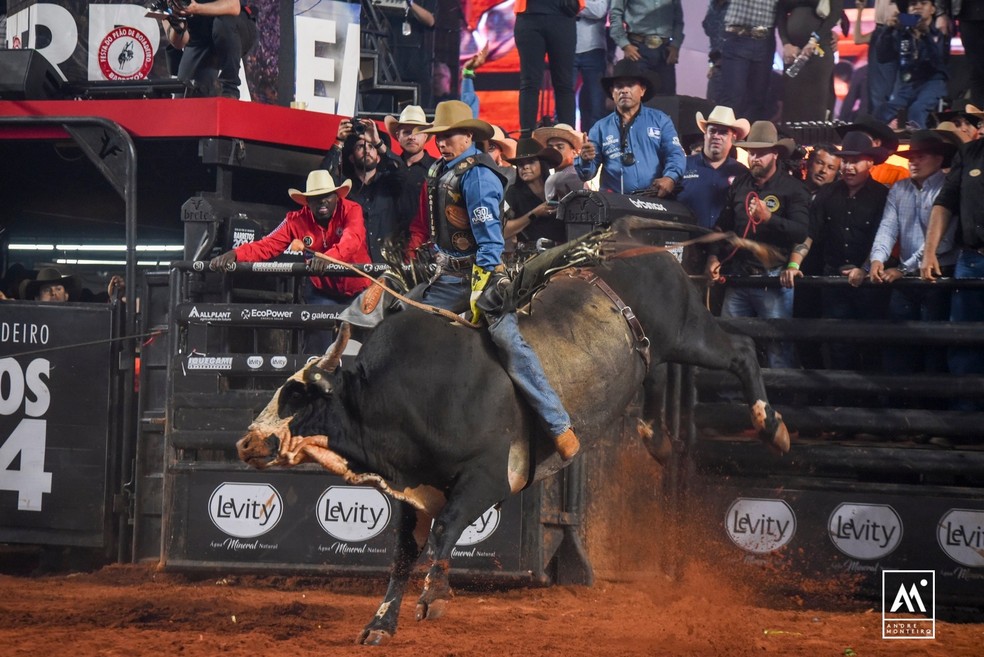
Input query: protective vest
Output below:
<box><xmin>426</xmin><ymin>153</ymin><xmax>506</xmax><ymax>254</ymax></box>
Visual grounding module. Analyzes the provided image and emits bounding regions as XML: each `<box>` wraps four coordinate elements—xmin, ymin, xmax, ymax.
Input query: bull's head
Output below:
<box><xmin>237</xmin><ymin>323</ymin><xmax>351</xmax><ymax>469</ymax></box>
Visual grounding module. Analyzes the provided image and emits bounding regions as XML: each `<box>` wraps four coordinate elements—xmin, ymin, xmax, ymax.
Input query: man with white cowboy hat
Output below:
<box><xmin>384</xmin><ymin>105</ymin><xmax>436</xmax><ymax>200</ymax></box>
<box><xmin>532</xmin><ymin>123</ymin><xmax>586</xmax><ymax>202</ymax></box>
<box><xmin>407</xmin><ymin>100</ymin><xmax>581</xmax><ymax>460</ymax></box>
<box><xmin>482</xmin><ymin>124</ymin><xmax>519</xmax><ymax>188</ymax></box>
<box><xmin>677</xmin><ymin>106</ymin><xmax>750</xmax><ymax>230</ymax></box>
<box><xmin>24</xmin><ymin>267</ymin><xmax>74</xmax><ymax>302</ymax></box>
<box><xmin>210</xmin><ymin>169</ymin><xmax>372</xmax><ymax>352</ymax></box>
<box><xmin>576</xmin><ymin>59</ymin><xmax>686</xmax><ymax>196</ymax></box>
<box><xmin>705</xmin><ymin>120</ymin><xmax>810</xmax><ymax>369</ymax></box>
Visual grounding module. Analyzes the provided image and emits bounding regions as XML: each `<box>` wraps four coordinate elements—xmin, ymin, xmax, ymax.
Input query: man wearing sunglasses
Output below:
<box><xmin>575</xmin><ymin>59</ymin><xmax>686</xmax><ymax>195</ymax></box>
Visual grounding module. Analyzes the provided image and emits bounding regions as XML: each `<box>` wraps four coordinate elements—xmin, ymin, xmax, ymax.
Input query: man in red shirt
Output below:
<box><xmin>210</xmin><ymin>169</ymin><xmax>372</xmax><ymax>351</ymax></box>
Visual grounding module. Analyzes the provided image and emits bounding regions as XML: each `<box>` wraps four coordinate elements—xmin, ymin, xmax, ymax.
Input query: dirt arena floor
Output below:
<box><xmin>0</xmin><ymin>558</ymin><xmax>980</xmax><ymax>657</ymax></box>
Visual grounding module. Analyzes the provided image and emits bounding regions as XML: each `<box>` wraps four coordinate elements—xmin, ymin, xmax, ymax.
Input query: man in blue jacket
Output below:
<box><xmin>575</xmin><ymin>59</ymin><xmax>686</xmax><ymax>195</ymax></box>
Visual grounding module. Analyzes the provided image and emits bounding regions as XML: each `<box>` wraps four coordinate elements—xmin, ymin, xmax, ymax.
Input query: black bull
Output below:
<box><xmin>237</xmin><ymin>238</ymin><xmax>790</xmax><ymax>645</ymax></box>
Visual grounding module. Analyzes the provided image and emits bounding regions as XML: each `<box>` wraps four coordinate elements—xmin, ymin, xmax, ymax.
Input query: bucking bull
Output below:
<box><xmin>237</xmin><ymin>219</ymin><xmax>790</xmax><ymax>645</ymax></box>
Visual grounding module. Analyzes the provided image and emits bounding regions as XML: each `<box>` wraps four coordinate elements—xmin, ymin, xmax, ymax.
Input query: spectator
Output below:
<box><xmin>532</xmin><ymin>122</ymin><xmax>587</xmax><ymax>201</ymax></box>
<box><xmin>778</xmin><ymin>0</ymin><xmax>844</xmax><ymax>122</ymax></box>
<box><xmin>937</xmin><ymin>0</ymin><xmax>984</xmax><ymax>108</ymax></box>
<box><xmin>705</xmin><ymin>121</ymin><xmax>810</xmax><ymax>369</ymax></box>
<box><xmin>921</xmin><ymin>130</ymin><xmax>984</xmax><ymax>410</ymax></box>
<box><xmin>22</xmin><ymin>267</ymin><xmax>74</xmax><ymax>302</ymax></box>
<box><xmin>514</xmin><ymin>0</ymin><xmax>580</xmax><ymax>136</ymax></box>
<box><xmin>874</xmin><ymin>0</ymin><xmax>947</xmax><ymax>128</ymax></box>
<box><xmin>575</xmin><ymin>0</ymin><xmax>612</xmax><ymax>132</ymax></box>
<box><xmin>838</xmin><ymin>60</ymin><xmax>869</xmax><ymax>121</ymax></box>
<box><xmin>836</xmin><ymin>115</ymin><xmax>909</xmax><ymax>185</ymax></box>
<box><xmin>482</xmin><ymin>124</ymin><xmax>520</xmax><ymax>188</ymax></box>
<box><xmin>717</xmin><ymin>0</ymin><xmax>781</xmax><ymax>122</ymax></box>
<box><xmin>677</xmin><ymin>106</ymin><xmax>750</xmax><ymax>277</ymax></box>
<box><xmin>385</xmin><ymin>105</ymin><xmax>436</xmax><ymax>222</ymax></box>
<box><xmin>503</xmin><ymin>138</ymin><xmax>565</xmax><ymax>248</ymax></box>
<box><xmin>609</xmin><ymin>0</ymin><xmax>684</xmax><ymax>96</ymax></box>
<box><xmin>432</xmin><ymin>62</ymin><xmax>457</xmax><ymax>106</ymax></box>
<box><xmin>209</xmin><ymin>170</ymin><xmax>372</xmax><ymax>353</ymax></box>
<box><xmin>322</xmin><ymin>118</ymin><xmax>411</xmax><ymax>263</ymax></box>
<box><xmin>782</xmin><ymin>131</ymin><xmax>891</xmax><ymax>371</ymax></box>
<box><xmin>575</xmin><ymin>59</ymin><xmax>686</xmax><ymax>195</ymax></box>
<box><xmin>930</xmin><ymin>99</ymin><xmax>984</xmax><ymax>142</ymax></box>
<box><xmin>932</xmin><ymin>121</ymin><xmax>967</xmax><ymax>149</ymax></box>
<box><xmin>870</xmin><ymin>130</ymin><xmax>957</xmax><ymax>374</ymax></box>
<box><xmin>804</xmin><ymin>143</ymin><xmax>843</xmax><ymax>198</ymax></box>
<box><xmin>703</xmin><ymin>0</ymin><xmax>730</xmax><ymax>103</ymax></box>
<box><xmin>853</xmin><ymin>0</ymin><xmax>900</xmax><ymax>119</ymax></box>
<box><xmin>159</xmin><ymin>0</ymin><xmax>257</xmax><ymax>99</ymax></box>
<box><xmin>677</xmin><ymin>105</ymin><xmax>751</xmax><ymax>230</ymax></box>
<box><xmin>378</xmin><ymin>0</ymin><xmax>437</xmax><ymax>108</ymax></box>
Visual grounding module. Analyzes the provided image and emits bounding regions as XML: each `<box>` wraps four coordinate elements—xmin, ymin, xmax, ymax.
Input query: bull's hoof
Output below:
<box><xmin>357</xmin><ymin>628</ymin><xmax>392</xmax><ymax>646</ymax></box>
<box><xmin>415</xmin><ymin>598</ymin><xmax>448</xmax><ymax>622</ymax></box>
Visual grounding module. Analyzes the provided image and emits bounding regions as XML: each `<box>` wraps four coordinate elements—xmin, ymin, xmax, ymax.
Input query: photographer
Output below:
<box><xmin>873</xmin><ymin>0</ymin><xmax>947</xmax><ymax>128</ymax></box>
<box><xmin>321</xmin><ymin>118</ymin><xmax>411</xmax><ymax>263</ymax></box>
<box><xmin>157</xmin><ymin>0</ymin><xmax>257</xmax><ymax>99</ymax></box>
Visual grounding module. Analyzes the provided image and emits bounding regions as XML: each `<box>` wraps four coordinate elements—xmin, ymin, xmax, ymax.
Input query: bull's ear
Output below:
<box><xmin>315</xmin><ymin>321</ymin><xmax>351</xmax><ymax>373</ymax></box>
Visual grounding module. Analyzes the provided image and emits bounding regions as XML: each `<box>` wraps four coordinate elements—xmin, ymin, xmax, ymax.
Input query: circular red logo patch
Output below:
<box><xmin>97</xmin><ymin>27</ymin><xmax>154</xmax><ymax>81</ymax></box>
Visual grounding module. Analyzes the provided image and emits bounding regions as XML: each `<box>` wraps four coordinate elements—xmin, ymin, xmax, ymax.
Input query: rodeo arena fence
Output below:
<box><xmin>2</xmin><ymin>106</ymin><xmax>984</xmax><ymax>613</ymax></box>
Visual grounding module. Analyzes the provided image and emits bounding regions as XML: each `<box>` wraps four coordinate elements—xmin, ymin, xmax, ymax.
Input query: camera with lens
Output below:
<box><xmin>353</xmin><ymin>118</ymin><xmax>368</xmax><ymax>136</ymax></box>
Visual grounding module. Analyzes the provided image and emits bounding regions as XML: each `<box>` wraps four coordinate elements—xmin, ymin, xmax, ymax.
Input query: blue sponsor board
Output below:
<box><xmin>166</xmin><ymin>469</ymin><xmax>525</xmax><ymax>575</ymax></box>
<box><xmin>700</xmin><ymin>483</ymin><xmax>984</xmax><ymax>607</ymax></box>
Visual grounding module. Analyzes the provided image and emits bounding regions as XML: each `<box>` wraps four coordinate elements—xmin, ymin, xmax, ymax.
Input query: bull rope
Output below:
<box><xmin>1</xmin><ymin>329</ymin><xmax>166</xmax><ymax>359</ymax></box>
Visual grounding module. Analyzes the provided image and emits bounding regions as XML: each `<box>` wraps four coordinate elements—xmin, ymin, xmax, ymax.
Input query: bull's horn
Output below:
<box><xmin>316</xmin><ymin>322</ymin><xmax>351</xmax><ymax>372</ymax></box>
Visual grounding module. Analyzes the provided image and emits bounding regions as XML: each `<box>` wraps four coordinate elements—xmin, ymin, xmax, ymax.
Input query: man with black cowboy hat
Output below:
<box><xmin>781</xmin><ymin>131</ymin><xmax>891</xmax><ymax>371</ymax></box>
<box><xmin>575</xmin><ymin>58</ymin><xmax>685</xmax><ymax>195</ymax></box>
<box><xmin>23</xmin><ymin>267</ymin><xmax>74</xmax><ymax>302</ymax></box>
<box><xmin>209</xmin><ymin>169</ymin><xmax>372</xmax><ymax>352</ymax></box>
<box><xmin>931</xmin><ymin>99</ymin><xmax>984</xmax><ymax>143</ymax></box>
<box><xmin>705</xmin><ymin>120</ymin><xmax>810</xmax><ymax>369</ymax></box>
<box><xmin>406</xmin><ymin>100</ymin><xmax>580</xmax><ymax>460</ymax></box>
<box><xmin>870</xmin><ymin>130</ymin><xmax>957</xmax><ymax>375</ymax></box>
<box><xmin>836</xmin><ymin>114</ymin><xmax>909</xmax><ymax>185</ymax></box>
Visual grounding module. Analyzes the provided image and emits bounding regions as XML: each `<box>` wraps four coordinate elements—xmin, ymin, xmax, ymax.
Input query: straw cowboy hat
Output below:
<box><xmin>384</xmin><ymin>105</ymin><xmax>432</xmax><ymax>136</ymax></box>
<box><xmin>934</xmin><ymin>99</ymin><xmax>984</xmax><ymax>126</ymax></box>
<box><xmin>836</xmin><ymin>131</ymin><xmax>892</xmax><ymax>164</ymax></box>
<box><xmin>735</xmin><ymin>121</ymin><xmax>797</xmax><ymax>159</ymax></box>
<box><xmin>288</xmin><ymin>170</ymin><xmax>351</xmax><ymax>205</ymax></box>
<box><xmin>415</xmin><ymin>100</ymin><xmax>494</xmax><ymax>141</ymax></box>
<box><xmin>601</xmin><ymin>59</ymin><xmax>660</xmax><ymax>102</ymax></box>
<box><xmin>24</xmin><ymin>267</ymin><xmax>74</xmax><ymax>300</ymax></box>
<box><xmin>504</xmin><ymin>137</ymin><xmax>563</xmax><ymax>168</ymax></box>
<box><xmin>532</xmin><ymin>123</ymin><xmax>583</xmax><ymax>151</ymax></box>
<box><xmin>696</xmin><ymin>106</ymin><xmax>751</xmax><ymax>141</ymax></box>
<box><xmin>488</xmin><ymin>124</ymin><xmax>518</xmax><ymax>160</ymax></box>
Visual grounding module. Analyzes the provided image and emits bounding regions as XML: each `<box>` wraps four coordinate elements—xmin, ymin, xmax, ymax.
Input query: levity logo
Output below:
<box><xmin>456</xmin><ymin>506</ymin><xmax>501</xmax><ymax>546</ymax></box>
<box><xmin>937</xmin><ymin>508</ymin><xmax>984</xmax><ymax>568</ymax></box>
<box><xmin>208</xmin><ymin>482</ymin><xmax>283</xmax><ymax>538</ymax></box>
<box><xmin>725</xmin><ymin>498</ymin><xmax>796</xmax><ymax>554</ymax></box>
<box><xmin>317</xmin><ymin>485</ymin><xmax>391</xmax><ymax>542</ymax></box>
<box><xmin>828</xmin><ymin>503</ymin><xmax>903</xmax><ymax>560</ymax></box>
<box><xmin>882</xmin><ymin>570</ymin><xmax>935</xmax><ymax>639</ymax></box>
